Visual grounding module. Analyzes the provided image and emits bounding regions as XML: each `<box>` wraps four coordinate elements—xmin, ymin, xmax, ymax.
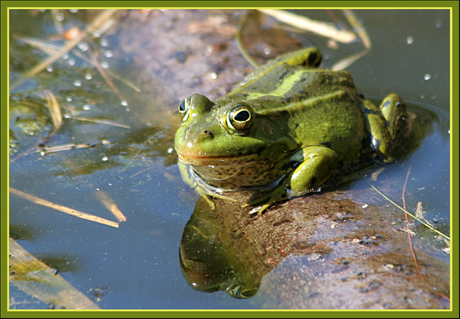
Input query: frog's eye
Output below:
<box><xmin>227</xmin><ymin>104</ymin><xmax>254</xmax><ymax>132</ymax></box>
<box><xmin>178</xmin><ymin>97</ymin><xmax>191</xmax><ymax>121</ymax></box>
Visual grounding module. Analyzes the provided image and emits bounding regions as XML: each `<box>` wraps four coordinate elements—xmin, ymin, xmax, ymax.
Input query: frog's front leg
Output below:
<box><xmin>363</xmin><ymin>94</ymin><xmax>409</xmax><ymax>162</ymax></box>
<box><xmin>178</xmin><ymin>161</ymin><xmax>237</xmax><ymax>210</ymax></box>
<box><xmin>287</xmin><ymin>146</ymin><xmax>339</xmax><ymax>195</ymax></box>
<box><xmin>244</xmin><ymin>146</ymin><xmax>338</xmax><ymax>215</ymax></box>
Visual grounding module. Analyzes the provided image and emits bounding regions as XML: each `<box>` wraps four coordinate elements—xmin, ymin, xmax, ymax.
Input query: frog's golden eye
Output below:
<box><xmin>178</xmin><ymin>97</ymin><xmax>191</xmax><ymax>121</ymax></box>
<box><xmin>227</xmin><ymin>104</ymin><xmax>254</xmax><ymax>132</ymax></box>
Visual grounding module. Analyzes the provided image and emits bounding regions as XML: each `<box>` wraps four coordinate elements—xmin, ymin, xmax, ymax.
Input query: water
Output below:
<box><xmin>8</xmin><ymin>9</ymin><xmax>450</xmax><ymax>309</ymax></box>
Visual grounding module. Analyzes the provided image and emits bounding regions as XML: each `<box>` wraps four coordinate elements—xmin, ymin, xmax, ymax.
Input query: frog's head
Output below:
<box><xmin>174</xmin><ymin>94</ymin><xmax>297</xmax><ymax>167</ymax></box>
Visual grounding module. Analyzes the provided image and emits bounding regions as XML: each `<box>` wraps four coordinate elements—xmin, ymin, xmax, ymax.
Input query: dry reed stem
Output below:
<box><xmin>10</xmin><ymin>187</ymin><xmax>119</xmax><ymax>228</ymax></box>
<box><xmin>95</xmin><ymin>190</ymin><xmax>127</xmax><ymax>222</ymax></box>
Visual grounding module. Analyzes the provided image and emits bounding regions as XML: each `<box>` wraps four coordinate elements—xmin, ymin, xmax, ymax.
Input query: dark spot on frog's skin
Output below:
<box><xmin>281</xmin><ymin>160</ymin><xmax>298</xmax><ymax>171</ymax></box>
<box><xmin>362</xmin><ymin>107</ymin><xmax>379</xmax><ymax>115</ymax></box>
<box><xmin>321</xmin><ymin>141</ymin><xmax>332</xmax><ymax>148</ymax></box>
<box><xmin>382</xmin><ymin>99</ymin><xmax>392</xmax><ymax>109</ymax></box>
<box><xmin>307</xmin><ymin>52</ymin><xmax>321</xmax><ymax>67</ymax></box>
<box><xmin>310</xmin><ymin>177</ymin><xmax>317</xmax><ymax>186</ymax></box>
<box><xmin>203</xmin><ymin>130</ymin><xmax>214</xmax><ymax>138</ymax></box>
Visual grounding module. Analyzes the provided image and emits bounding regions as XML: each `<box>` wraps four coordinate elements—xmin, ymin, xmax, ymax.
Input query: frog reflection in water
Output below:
<box><xmin>174</xmin><ymin>48</ymin><xmax>409</xmax><ymax>214</ymax></box>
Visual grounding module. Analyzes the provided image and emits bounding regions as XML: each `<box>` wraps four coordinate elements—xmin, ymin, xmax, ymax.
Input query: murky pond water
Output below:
<box><xmin>8</xmin><ymin>9</ymin><xmax>450</xmax><ymax>309</ymax></box>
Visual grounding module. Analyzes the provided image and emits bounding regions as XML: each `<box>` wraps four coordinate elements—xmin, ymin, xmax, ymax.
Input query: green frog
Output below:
<box><xmin>174</xmin><ymin>48</ymin><xmax>409</xmax><ymax>214</ymax></box>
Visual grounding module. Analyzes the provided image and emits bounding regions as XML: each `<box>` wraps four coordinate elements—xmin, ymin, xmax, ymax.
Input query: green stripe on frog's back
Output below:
<box><xmin>244</xmin><ymin>69</ymin><xmax>306</xmax><ymax>100</ymax></box>
<box><xmin>255</xmin><ymin>90</ymin><xmax>348</xmax><ymax>116</ymax></box>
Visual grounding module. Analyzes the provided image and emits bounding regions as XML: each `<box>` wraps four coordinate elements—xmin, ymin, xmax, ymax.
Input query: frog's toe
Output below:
<box><xmin>242</xmin><ymin>186</ymin><xmax>287</xmax><ymax>215</ymax></box>
<box><xmin>202</xmin><ymin>195</ymin><xmax>216</xmax><ymax>210</ymax></box>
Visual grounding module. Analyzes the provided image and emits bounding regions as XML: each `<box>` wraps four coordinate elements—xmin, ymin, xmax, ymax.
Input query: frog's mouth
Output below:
<box><xmin>177</xmin><ymin>151</ymin><xmax>259</xmax><ymax>167</ymax></box>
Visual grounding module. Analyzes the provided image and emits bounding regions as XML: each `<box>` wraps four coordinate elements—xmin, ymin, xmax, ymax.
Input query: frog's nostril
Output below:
<box><xmin>203</xmin><ymin>130</ymin><xmax>214</xmax><ymax>138</ymax></box>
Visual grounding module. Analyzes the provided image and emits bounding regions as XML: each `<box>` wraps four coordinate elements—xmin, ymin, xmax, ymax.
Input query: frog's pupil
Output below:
<box><xmin>179</xmin><ymin>100</ymin><xmax>186</xmax><ymax>112</ymax></box>
<box><xmin>234</xmin><ymin>110</ymin><xmax>250</xmax><ymax>122</ymax></box>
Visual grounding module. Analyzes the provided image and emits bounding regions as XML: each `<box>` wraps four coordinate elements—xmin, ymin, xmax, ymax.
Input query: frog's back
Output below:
<box><xmin>218</xmin><ymin>65</ymin><xmax>370</xmax><ymax>165</ymax></box>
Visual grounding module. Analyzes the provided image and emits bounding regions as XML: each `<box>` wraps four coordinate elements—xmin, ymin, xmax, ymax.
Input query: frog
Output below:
<box><xmin>174</xmin><ymin>47</ymin><xmax>409</xmax><ymax>214</ymax></box>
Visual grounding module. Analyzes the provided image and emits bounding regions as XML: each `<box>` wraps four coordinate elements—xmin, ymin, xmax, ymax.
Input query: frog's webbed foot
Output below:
<box><xmin>380</xmin><ymin>94</ymin><xmax>409</xmax><ymax>140</ymax></box>
<box><xmin>242</xmin><ymin>185</ymin><xmax>288</xmax><ymax>215</ymax></box>
<box><xmin>363</xmin><ymin>94</ymin><xmax>409</xmax><ymax>162</ymax></box>
<box><xmin>197</xmin><ymin>188</ymin><xmax>239</xmax><ymax>210</ymax></box>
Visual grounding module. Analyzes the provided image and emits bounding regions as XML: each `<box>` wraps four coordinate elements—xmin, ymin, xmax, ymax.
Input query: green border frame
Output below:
<box><xmin>1</xmin><ymin>1</ymin><xmax>458</xmax><ymax>318</ymax></box>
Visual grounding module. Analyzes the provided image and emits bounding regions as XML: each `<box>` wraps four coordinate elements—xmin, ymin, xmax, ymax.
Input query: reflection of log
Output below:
<box><xmin>180</xmin><ymin>191</ymin><xmax>449</xmax><ymax>308</ymax></box>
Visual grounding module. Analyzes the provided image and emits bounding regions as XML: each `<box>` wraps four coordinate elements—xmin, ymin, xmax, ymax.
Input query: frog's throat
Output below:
<box><xmin>176</xmin><ymin>152</ymin><xmax>260</xmax><ymax>166</ymax></box>
<box><xmin>190</xmin><ymin>167</ymin><xmax>285</xmax><ymax>193</ymax></box>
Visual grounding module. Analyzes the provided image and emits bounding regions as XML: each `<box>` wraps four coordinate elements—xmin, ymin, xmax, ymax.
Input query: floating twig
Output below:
<box><xmin>10</xmin><ymin>187</ymin><xmax>120</xmax><ymax>228</ymax></box>
<box><xmin>9</xmin><ymin>238</ymin><xmax>100</xmax><ymax>309</ymax></box>
<box><xmin>66</xmin><ymin>116</ymin><xmax>130</xmax><ymax>129</ymax></box>
<box><xmin>39</xmin><ymin>143</ymin><xmax>92</xmax><ymax>154</ymax></box>
<box><xmin>72</xmin><ymin>49</ymin><xmax>142</xmax><ymax>93</ymax></box>
<box><xmin>342</xmin><ymin>9</ymin><xmax>371</xmax><ymax>49</ymax></box>
<box><xmin>401</xmin><ymin>165</ymin><xmax>450</xmax><ymax>302</ymax></box>
<box><xmin>85</xmin><ymin>41</ymin><xmax>127</xmax><ymax>102</ymax></box>
<box><xmin>258</xmin><ymin>9</ymin><xmax>358</xmax><ymax>43</ymax></box>
<box><xmin>330</xmin><ymin>10</ymin><xmax>371</xmax><ymax>70</ymax></box>
<box><xmin>95</xmin><ymin>190</ymin><xmax>127</xmax><ymax>223</ymax></box>
<box><xmin>129</xmin><ymin>166</ymin><xmax>155</xmax><ymax>178</ymax></box>
<box><xmin>331</xmin><ymin>49</ymin><xmax>369</xmax><ymax>71</ymax></box>
<box><xmin>10</xmin><ymin>9</ymin><xmax>118</xmax><ymax>91</ymax></box>
<box><xmin>366</xmin><ymin>180</ymin><xmax>449</xmax><ymax>240</ymax></box>
<box><xmin>50</xmin><ymin>9</ymin><xmax>64</xmax><ymax>35</ymax></box>
<box><xmin>236</xmin><ymin>11</ymin><xmax>259</xmax><ymax>68</ymax></box>
<box><xmin>42</xmin><ymin>90</ymin><xmax>62</xmax><ymax>133</ymax></box>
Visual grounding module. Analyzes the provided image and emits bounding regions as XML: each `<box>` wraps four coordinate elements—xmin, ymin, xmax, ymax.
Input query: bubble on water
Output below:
<box><xmin>73</xmin><ymin>80</ymin><xmax>82</xmax><ymax>87</ymax></box>
<box><xmin>121</xmin><ymin>100</ymin><xmax>128</xmax><ymax>106</ymax></box>
<box><xmin>100</xmin><ymin>38</ymin><xmax>109</xmax><ymax>47</ymax></box>
<box><xmin>424</xmin><ymin>74</ymin><xmax>431</xmax><ymax>81</ymax></box>
<box><xmin>46</xmin><ymin>66</ymin><xmax>53</xmax><ymax>72</ymax></box>
<box><xmin>68</xmin><ymin>58</ymin><xmax>75</xmax><ymax>66</ymax></box>
<box><xmin>69</xmin><ymin>9</ymin><xmax>78</xmax><ymax>13</ymax></box>
<box><xmin>102</xmin><ymin>156</ymin><xmax>108</xmax><ymax>161</ymax></box>
<box><xmin>62</xmin><ymin>53</ymin><xmax>70</xmax><ymax>60</ymax></box>
<box><xmin>83</xmin><ymin>105</ymin><xmax>91</xmax><ymax>110</ymax></box>
<box><xmin>77</xmin><ymin>42</ymin><xmax>89</xmax><ymax>52</ymax></box>
<box><xmin>85</xmin><ymin>73</ymin><xmax>93</xmax><ymax>80</ymax></box>
<box><xmin>104</xmin><ymin>50</ymin><xmax>113</xmax><ymax>58</ymax></box>
<box><xmin>100</xmin><ymin>61</ymin><xmax>109</xmax><ymax>69</ymax></box>
<box><xmin>406</xmin><ymin>36</ymin><xmax>414</xmax><ymax>45</ymax></box>
<box><xmin>56</xmin><ymin>12</ymin><xmax>65</xmax><ymax>22</ymax></box>
<box><xmin>66</xmin><ymin>96</ymin><xmax>73</xmax><ymax>102</ymax></box>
